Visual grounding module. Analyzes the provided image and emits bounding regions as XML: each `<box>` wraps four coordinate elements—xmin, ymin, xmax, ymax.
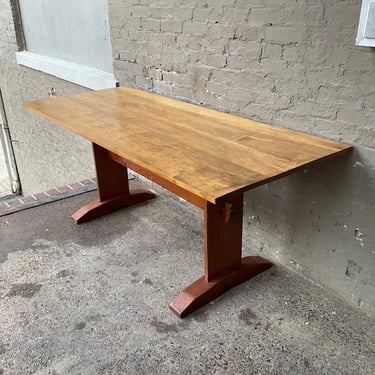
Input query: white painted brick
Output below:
<box><xmin>226</xmin><ymin>41</ymin><xmax>261</xmax><ymax>69</ymax></box>
<box><xmin>282</xmin><ymin>44</ymin><xmax>303</xmax><ymax>63</ymax></box>
<box><xmin>295</xmin><ymin>101</ymin><xmax>337</xmax><ymax>120</ymax></box>
<box><xmin>141</xmin><ymin>18</ymin><xmax>160</xmax><ymax>32</ymax></box>
<box><xmin>264</xmin><ymin>26</ymin><xmax>301</xmax><ymax>44</ymax></box>
<box><xmin>192</xmin><ymin>8</ymin><xmax>212</xmax><ymax>22</ymax></box>
<box><xmin>205</xmin><ymin>0</ymin><xmax>235</xmax><ymax>8</ymax></box>
<box><xmin>337</xmin><ymin>109</ymin><xmax>375</xmax><ymax>127</ymax></box>
<box><xmin>207</xmin><ymin>23</ymin><xmax>236</xmax><ymax>40</ymax></box>
<box><xmin>118</xmin><ymin>50</ymin><xmax>137</xmax><ymax>63</ymax></box>
<box><xmin>149</xmin><ymin>7</ymin><xmax>173</xmax><ymax>19</ymax></box>
<box><xmin>204</xmin><ymin>53</ymin><xmax>227</xmax><ymax>68</ymax></box>
<box><xmin>324</xmin><ymin>3</ymin><xmax>360</xmax><ymax>28</ymax></box>
<box><xmin>152</xmin><ymin>32</ymin><xmax>177</xmax><ymax>45</ymax></box>
<box><xmin>186</xmin><ymin>64</ymin><xmax>211</xmax><ymax>78</ymax></box>
<box><xmin>131</xmin><ymin>6</ymin><xmax>151</xmax><ymax>17</ymax></box>
<box><xmin>150</xmin><ymin>7</ymin><xmax>192</xmax><ymax>20</ymax></box>
<box><xmin>174</xmin><ymin>84</ymin><xmax>193</xmax><ymax>99</ymax></box>
<box><xmin>152</xmin><ymin>79</ymin><xmax>174</xmax><ymax>96</ymax></box>
<box><xmin>128</xmin><ymin>29</ymin><xmax>147</xmax><ymax>41</ymax></box>
<box><xmin>317</xmin><ymin>86</ymin><xmax>354</xmax><ymax>105</ymax></box>
<box><xmin>127</xmin><ymin>17</ymin><xmax>142</xmax><ymax>30</ymax></box>
<box><xmin>262</xmin><ymin>43</ymin><xmax>282</xmax><ymax>60</ymax></box>
<box><xmin>248</xmin><ymin>8</ymin><xmax>282</xmax><ymax>26</ymax></box>
<box><xmin>234</xmin><ymin>25</ymin><xmax>262</xmax><ymax>41</ymax></box>
<box><xmin>235</xmin><ymin>0</ymin><xmax>262</xmax><ymax>8</ymax></box>
<box><xmin>220</xmin><ymin>8</ymin><xmax>249</xmax><ymax>23</ymax></box>
<box><xmin>183</xmin><ymin>21</ymin><xmax>208</xmax><ymax>35</ymax></box>
<box><xmin>211</xmin><ymin>69</ymin><xmax>257</xmax><ymax>88</ymax></box>
<box><xmin>161</xmin><ymin>20</ymin><xmax>183</xmax><ymax>33</ymax></box>
<box><xmin>206</xmin><ymin>79</ymin><xmax>230</xmax><ymax>94</ymax></box>
<box><xmin>111</xmin><ymin>16</ymin><xmax>129</xmax><ymax>28</ymax></box>
<box><xmin>354</xmin><ymin>129</ymin><xmax>375</xmax><ymax>148</ymax></box>
<box><xmin>242</xmin><ymin>102</ymin><xmax>275</xmax><ymax>123</ymax></box>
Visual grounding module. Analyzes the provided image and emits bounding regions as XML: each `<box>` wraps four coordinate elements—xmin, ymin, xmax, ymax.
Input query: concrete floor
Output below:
<box><xmin>0</xmin><ymin>178</ymin><xmax>374</xmax><ymax>374</ymax></box>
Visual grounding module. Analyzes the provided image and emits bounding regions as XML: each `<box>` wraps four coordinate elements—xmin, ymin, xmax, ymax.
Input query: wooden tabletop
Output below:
<box><xmin>25</xmin><ymin>87</ymin><xmax>352</xmax><ymax>204</ymax></box>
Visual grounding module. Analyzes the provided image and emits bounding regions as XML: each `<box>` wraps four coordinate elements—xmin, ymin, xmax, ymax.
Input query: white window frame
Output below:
<box><xmin>15</xmin><ymin>0</ymin><xmax>116</xmax><ymax>90</ymax></box>
<box><xmin>16</xmin><ymin>51</ymin><xmax>115</xmax><ymax>90</ymax></box>
<box><xmin>356</xmin><ymin>0</ymin><xmax>375</xmax><ymax>47</ymax></box>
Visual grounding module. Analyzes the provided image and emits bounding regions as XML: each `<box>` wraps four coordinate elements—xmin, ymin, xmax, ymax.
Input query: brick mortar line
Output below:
<box><xmin>0</xmin><ymin>178</ymin><xmax>98</xmax><ymax>217</ymax></box>
<box><xmin>0</xmin><ymin>173</ymin><xmax>136</xmax><ymax>217</ymax></box>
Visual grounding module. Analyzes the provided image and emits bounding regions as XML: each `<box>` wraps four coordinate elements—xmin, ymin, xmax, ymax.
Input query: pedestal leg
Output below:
<box><xmin>169</xmin><ymin>193</ymin><xmax>272</xmax><ymax>318</ymax></box>
<box><xmin>71</xmin><ymin>143</ymin><xmax>155</xmax><ymax>224</ymax></box>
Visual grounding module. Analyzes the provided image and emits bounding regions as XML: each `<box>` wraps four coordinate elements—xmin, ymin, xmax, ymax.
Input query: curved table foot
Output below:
<box><xmin>71</xmin><ymin>189</ymin><xmax>155</xmax><ymax>224</ymax></box>
<box><xmin>169</xmin><ymin>256</ymin><xmax>272</xmax><ymax>318</ymax></box>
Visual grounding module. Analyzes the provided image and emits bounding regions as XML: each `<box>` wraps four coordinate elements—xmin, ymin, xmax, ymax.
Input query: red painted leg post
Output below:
<box><xmin>169</xmin><ymin>193</ymin><xmax>272</xmax><ymax>318</ymax></box>
<box><xmin>71</xmin><ymin>143</ymin><xmax>155</xmax><ymax>224</ymax></box>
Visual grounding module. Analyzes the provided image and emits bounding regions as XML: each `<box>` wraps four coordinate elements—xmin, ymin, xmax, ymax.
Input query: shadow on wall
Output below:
<box><xmin>244</xmin><ymin>149</ymin><xmax>375</xmax><ymax>316</ymax></box>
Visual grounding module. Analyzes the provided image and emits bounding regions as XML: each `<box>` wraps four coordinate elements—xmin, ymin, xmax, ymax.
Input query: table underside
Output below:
<box><xmin>72</xmin><ymin>143</ymin><xmax>272</xmax><ymax>318</ymax></box>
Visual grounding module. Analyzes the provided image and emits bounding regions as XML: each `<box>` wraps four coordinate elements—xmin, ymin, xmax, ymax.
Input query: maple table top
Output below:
<box><xmin>25</xmin><ymin>87</ymin><xmax>352</xmax><ymax>204</ymax></box>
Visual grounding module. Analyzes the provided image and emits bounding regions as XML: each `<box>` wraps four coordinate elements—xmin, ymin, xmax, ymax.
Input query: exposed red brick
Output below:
<box><xmin>68</xmin><ymin>182</ymin><xmax>84</xmax><ymax>189</ymax></box>
<box><xmin>57</xmin><ymin>185</ymin><xmax>72</xmax><ymax>193</ymax></box>
<box><xmin>33</xmin><ymin>192</ymin><xmax>48</xmax><ymax>200</ymax></box>
<box><xmin>19</xmin><ymin>196</ymin><xmax>36</xmax><ymax>204</ymax></box>
<box><xmin>45</xmin><ymin>188</ymin><xmax>61</xmax><ymax>197</ymax></box>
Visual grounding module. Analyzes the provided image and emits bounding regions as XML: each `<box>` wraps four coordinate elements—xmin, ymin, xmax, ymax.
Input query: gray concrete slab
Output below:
<box><xmin>0</xmin><ymin>178</ymin><xmax>374</xmax><ymax>375</ymax></box>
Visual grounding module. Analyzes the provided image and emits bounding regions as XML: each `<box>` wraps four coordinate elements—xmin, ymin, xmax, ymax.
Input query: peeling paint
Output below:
<box><xmin>247</xmin><ymin>215</ymin><xmax>257</xmax><ymax>225</ymax></box>
<box><xmin>354</xmin><ymin>228</ymin><xmax>365</xmax><ymax>247</ymax></box>
<box><xmin>289</xmin><ymin>259</ymin><xmax>300</xmax><ymax>269</ymax></box>
<box><xmin>345</xmin><ymin>260</ymin><xmax>362</xmax><ymax>279</ymax></box>
<box><xmin>352</xmin><ymin>161</ymin><xmax>364</xmax><ymax>168</ymax></box>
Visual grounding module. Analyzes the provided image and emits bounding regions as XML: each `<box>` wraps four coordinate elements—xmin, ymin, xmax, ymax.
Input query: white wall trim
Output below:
<box><xmin>356</xmin><ymin>0</ymin><xmax>375</xmax><ymax>47</ymax></box>
<box><xmin>16</xmin><ymin>51</ymin><xmax>116</xmax><ymax>90</ymax></box>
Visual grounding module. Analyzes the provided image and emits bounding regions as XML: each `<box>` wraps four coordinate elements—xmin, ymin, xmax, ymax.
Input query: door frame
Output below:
<box><xmin>0</xmin><ymin>88</ymin><xmax>21</xmax><ymax>195</ymax></box>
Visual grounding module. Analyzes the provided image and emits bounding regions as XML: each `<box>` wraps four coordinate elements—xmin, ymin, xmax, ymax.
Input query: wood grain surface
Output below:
<box><xmin>25</xmin><ymin>87</ymin><xmax>352</xmax><ymax>204</ymax></box>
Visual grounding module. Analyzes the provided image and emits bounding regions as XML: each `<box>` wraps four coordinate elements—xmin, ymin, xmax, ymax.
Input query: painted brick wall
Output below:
<box><xmin>0</xmin><ymin>62</ymin><xmax>94</xmax><ymax>195</ymax></box>
<box><xmin>0</xmin><ymin>0</ymin><xmax>374</xmax><ymax>316</ymax></box>
<box><xmin>109</xmin><ymin>0</ymin><xmax>375</xmax><ymax>316</ymax></box>
<box><xmin>0</xmin><ymin>0</ymin><xmax>18</xmax><ymax>61</ymax></box>
<box><xmin>109</xmin><ymin>0</ymin><xmax>375</xmax><ymax>143</ymax></box>
<box><xmin>0</xmin><ymin>0</ymin><xmax>94</xmax><ymax>196</ymax></box>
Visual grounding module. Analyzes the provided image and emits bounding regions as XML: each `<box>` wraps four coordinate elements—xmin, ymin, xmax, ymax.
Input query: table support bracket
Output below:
<box><xmin>169</xmin><ymin>256</ymin><xmax>272</xmax><ymax>318</ymax></box>
<box><xmin>71</xmin><ymin>143</ymin><xmax>155</xmax><ymax>224</ymax></box>
<box><xmin>169</xmin><ymin>193</ymin><xmax>273</xmax><ymax>317</ymax></box>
